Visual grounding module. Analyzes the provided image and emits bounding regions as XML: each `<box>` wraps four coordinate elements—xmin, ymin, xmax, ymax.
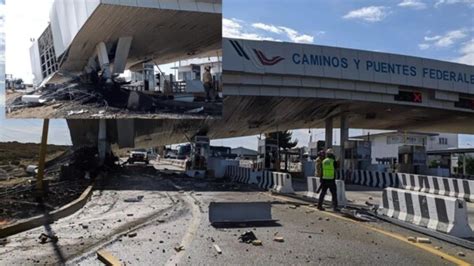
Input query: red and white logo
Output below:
<box><xmin>252</xmin><ymin>49</ymin><xmax>285</xmax><ymax>66</ymax></box>
<box><xmin>229</xmin><ymin>39</ymin><xmax>285</xmax><ymax>67</ymax></box>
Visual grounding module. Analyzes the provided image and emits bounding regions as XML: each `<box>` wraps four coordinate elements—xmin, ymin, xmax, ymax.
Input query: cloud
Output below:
<box><xmin>435</xmin><ymin>0</ymin><xmax>474</xmax><ymax>8</ymax></box>
<box><xmin>252</xmin><ymin>23</ymin><xmax>315</xmax><ymax>43</ymax></box>
<box><xmin>223</xmin><ymin>18</ymin><xmax>278</xmax><ymax>41</ymax></box>
<box><xmin>455</xmin><ymin>39</ymin><xmax>474</xmax><ymax>65</ymax></box>
<box><xmin>224</xmin><ymin>18</ymin><xmax>315</xmax><ymax>44</ymax></box>
<box><xmin>418</xmin><ymin>43</ymin><xmax>430</xmax><ymax>50</ymax></box>
<box><xmin>423</xmin><ymin>29</ymin><xmax>468</xmax><ymax>48</ymax></box>
<box><xmin>343</xmin><ymin>6</ymin><xmax>389</xmax><ymax>22</ymax></box>
<box><xmin>398</xmin><ymin>0</ymin><xmax>427</xmax><ymax>9</ymax></box>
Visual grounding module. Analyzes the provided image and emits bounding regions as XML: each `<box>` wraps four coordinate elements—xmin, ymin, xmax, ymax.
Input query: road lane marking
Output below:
<box><xmin>268</xmin><ymin>193</ymin><xmax>471</xmax><ymax>266</ymax></box>
<box><xmin>165</xmin><ymin>192</ymin><xmax>201</xmax><ymax>266</ymax></box>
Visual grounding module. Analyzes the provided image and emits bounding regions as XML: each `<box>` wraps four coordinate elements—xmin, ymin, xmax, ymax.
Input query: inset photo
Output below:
<box><xmin>5</xmin><ymin>0</ymin><xmax>222</xmax><ymax>119</ymax></box>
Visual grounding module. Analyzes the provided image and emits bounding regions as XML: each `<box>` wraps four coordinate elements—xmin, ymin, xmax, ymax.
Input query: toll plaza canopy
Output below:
<box><xmin>30</xmin><ymin>0</ymin><xmax>222</xmax><ymax>85</ymax></box>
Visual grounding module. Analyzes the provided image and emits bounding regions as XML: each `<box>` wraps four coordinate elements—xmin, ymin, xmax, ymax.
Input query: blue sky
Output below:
<box><xmin>1</xmin><ymin>0</ymin><xmax>474</xmax><ymax>150</ymax></box>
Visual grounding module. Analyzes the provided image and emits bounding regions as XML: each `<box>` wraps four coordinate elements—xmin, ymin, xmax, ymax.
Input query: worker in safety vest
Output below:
<box><xmin>317</xmin><ymin>148</ymin><xmax>340</xmax><ymax>212</ymax></box>
<box><xmin>203</xmin><ymin>66</ymin><xmax>214</xmax><ymax>102</ymax></box>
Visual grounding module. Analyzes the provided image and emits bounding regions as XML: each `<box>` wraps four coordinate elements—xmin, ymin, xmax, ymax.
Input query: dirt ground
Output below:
<box><xmin>0</xmin><ymin>142</ymin><xmax>92</xmax><ymax>227</ymax></box>
<box><xmin>5</xmin><ymin>90</ymin><xmax>222</xmax><ymax>119</ymax></box>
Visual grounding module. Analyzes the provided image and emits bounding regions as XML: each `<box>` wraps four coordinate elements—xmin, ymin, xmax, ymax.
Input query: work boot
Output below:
<box><xmin>333</xmin><ymin>207</ymin><xmax>341</xmax><ymax>212</ymax></box>
<box><xmin>317</xmin><ymin>206</ymin><xmax>325</xmax><ymax>211</ymax></box>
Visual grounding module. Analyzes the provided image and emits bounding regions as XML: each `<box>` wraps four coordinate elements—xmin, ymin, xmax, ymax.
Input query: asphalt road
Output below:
<box><xmin>0</xmin><ymin>163</ymin><xmax>472</xmax><ymax>265</ymax></box>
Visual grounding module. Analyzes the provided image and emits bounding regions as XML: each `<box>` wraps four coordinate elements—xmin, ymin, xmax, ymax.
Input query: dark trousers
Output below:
<box><xmin>318</xmin><ymin>179</ymin><xmax>338</xmax><ymax>209</ymax></box>
<box><xmin>204</xmin><ymin>82</ymin><xmax>213</xmax><ymax>100</ymax></box>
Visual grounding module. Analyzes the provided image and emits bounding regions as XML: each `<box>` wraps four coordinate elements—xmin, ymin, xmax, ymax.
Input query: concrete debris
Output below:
<box><xmin>0</xmin><ymin>238</ymin><xmax>8</xmax><ymax>245</ymax></box>
<box><xmin>457</xmin><ymin>252</ymin><xmax>465</xmax><ymax>257</ymax></box>
<box><xmin>38</xmin><ymin>233</ymin><xmax>58</xmax><ymax>244</ymax></box>
<box><xmin>416</xmin><ymin>237</ymin><xmax>431</xmax><ymax>244</ymax></box>
<box><xmin>239</xmin><ymin>231</ymin><xmax>258</xmax><ymax>244</ymax></box>
<box><xmin>186</xmin><ymin>106</ymin><xmax>204</xmax><ymax>114</ymax></box>
<box><xmin>251</xmin><ymin>240</ymin><xmax>262</xmax><ymax>246</ymax></box>
<box><xmin>368</xmin><ymin>197</ymin><xmax>373</xmax><ymax>200</ymax></box>
<box><xmin>273</xmin><ymin>236</ymin><xmax>284</xmax><ymax>242</ymax></box>
<box><xmin>305</xmin><ymin>210</ymin><xmax>315</xmax><ymax>214</ymax></box>
<box><xmin>435</xmin><ymin>246</ymin><xmax>442</xmax><ymax>250</ymax></box>
<box><xmin>124</xmin><ymin>195</ymin><xmax>144</xmax><ymax>202</ymax></box>
<box><xmin>407</xmin><ymin>237</ymin><xmax>416</xmax><ymax>242</ymax></box>
<box><xmin>174</xmin><ymin>246</ymin><xmax>185</xmax><ymax>252</ymax></box>
<box><xmin>81</xmin><ymin>224</ymin><xmax>89</xmax><ymax>229</ymax></box>
<box><xmin>128</xmin><ymin>232</ymin><xmax>137</xmax><ymax>238</ymax></box>
<box><xmin>67</xmin><ymin>109</ymin><xmax>88</xmax><ymax>116</ymax></box>
<box><xmin>52</xmin><ymin>103</ymin><xmax>63</xmax><ymax>109</ymax></box>
<box><xmin>22</xmin><ymin>95</ymin><xmax>46</xmax><ymax>104</ymax></box>
<box><xmin>289</xmin><ymin>205</ymin><xmax>298</xmax><ymax>209</ymax></box>
<box><xmin>213</xmin><ymin>244</ymin><xmax>222</xmax><ymax>254</ymax></box>
<box><xmin>127</xmin><ymin>214</ymin><xmax>134</xmax><ymax>217</ymax></box>
<box><xmin>91</xmin><ymin>110</ymin><xmax>106</xmax><ymax>118</ymax></box>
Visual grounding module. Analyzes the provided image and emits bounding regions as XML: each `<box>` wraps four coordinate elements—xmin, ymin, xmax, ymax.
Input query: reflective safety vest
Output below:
<box><xmin>322</xmin><ymin>158</ymin><xmax>335</xmax><ymax>180</ymax></box>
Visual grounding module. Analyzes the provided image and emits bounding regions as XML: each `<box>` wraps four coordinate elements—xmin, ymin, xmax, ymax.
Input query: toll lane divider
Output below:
<box><xmin>258</xmin><ymin>171</ymin><xmax>294</xmax><ymax>194</ymax></box>
<box><xmin>379</xmin><ymin>187</ymin><xmax>473</xmax><ymax>238</ymax></box>
<box><xmin>335</xmin><ymin>169</ymin><xmax>352</xmax><ymax>180</ymax></box>
<box><xmin>352</xmin><ymin>170</ymin><xmax>401</xmax><ymax>188</ymax></box>
<box><xmin>307</xmin><ymin>176</ymin><xmax>347</xmax><ymax>207</ymax></box>
<box><xmin>399</xmin><ymin>173</ymin><xmax>474</xmax><ymax>203</ymax></box>
<box><xmin>225</xmin><ymin>165</ymin><xmax>252</xmax><ymax>184</ymax></box>
<box><xmin>224</xmin><ymin>166</ymin><xmax>295</xmax><ymax>194</ymax></box>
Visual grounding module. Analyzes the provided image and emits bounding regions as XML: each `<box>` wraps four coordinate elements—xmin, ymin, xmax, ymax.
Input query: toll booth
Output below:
<box><xmin>143</xmin><ymin>63</ymin><xmax>156</xmax><ymax>91</ymax></box>
<box><xmin>344</xmin><ymin>140</ymin><xmax>371</xmax><ymax>170</ymax></box>
<box><xmin>398</xmin><ymin>145</ymin><xmax>427</xmax><ymax>174</ymax></box>
<box><xmin>257</xmin><ymin>138</ymin><xmax>278</xmax><ymax>170</ymax></box>
<box><xmin>309</xmin><ymin>140</ymin><xmax>325</xmax><ymax>159</ymax></box>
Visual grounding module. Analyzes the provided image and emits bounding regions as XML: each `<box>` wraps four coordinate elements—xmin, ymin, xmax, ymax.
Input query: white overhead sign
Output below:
<box><xmin>224</xmin><ymin>38</ymin><xmax>474</xmax><ymax>94</ymax></box>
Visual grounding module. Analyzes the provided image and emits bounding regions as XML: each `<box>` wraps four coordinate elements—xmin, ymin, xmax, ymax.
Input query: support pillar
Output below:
<box><xmin>463</xmin><ymin>154</ymin><xmax>467</xmax><ymax>175</ymax></box>
<box><xmin>325</xmin><ymin>117</ymin><xmax>333</xmax><ymax>150</ymax></box>
<box><xmin>113</xmin><ymin>36</ymin><xmax>133</xmax><ymax>74</ymax></box>
<box><xmin>96</xmin><ymin>42</ymin><xmax>112</xmax><ymax>83</ymax></box>
<box><xmin>340</xmin><ymin>114</ymin><xmax>349</xmax><ymax>170</ymax></box>
<box><xmin>98</xmin><ymin>119</ymin><xmax>108</xmax><ymax>165</ymax></box>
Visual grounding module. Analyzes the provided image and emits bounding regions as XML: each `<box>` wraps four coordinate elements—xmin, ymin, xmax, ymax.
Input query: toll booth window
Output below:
<box><xmin>394</xmin><ymin>91</ymin><xmax>422</xmax><ymax>103</ymax></box>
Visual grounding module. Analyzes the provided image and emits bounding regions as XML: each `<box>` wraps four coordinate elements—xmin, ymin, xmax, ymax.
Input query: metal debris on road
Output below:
<box><xmin>416</xmin><ymin>237</ymin><xmax>431</xmax><ymax>244</ymax></box>
<box><xmin>174</xmin><ymin>245</ymin><xmax>185</xmax><ymax>252</ymax></box>
<box><xmin>38</xmin><ymin>233</ymin><xmax>58</xmax><ymax>244</ymax></box>
<box><xmin>238</xmin><ymin>231</ymin><xmax>258</xmax><ymax>244</ymax></box>
<box><xmin>213</xmin><ymin>244</ymin><xmax>222</xmax><ymax>254</ymax></box>
<box><xmin>273</xmin><ymin>236</ymin><xmax>284</xmax><ymax>242</ymax></box>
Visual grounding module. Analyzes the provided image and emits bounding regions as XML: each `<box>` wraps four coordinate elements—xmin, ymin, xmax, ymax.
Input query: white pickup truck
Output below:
<box><xmin>127</xmin><ymin>149</ymin><xmax>149</xmax><ymax>165</ymax></box>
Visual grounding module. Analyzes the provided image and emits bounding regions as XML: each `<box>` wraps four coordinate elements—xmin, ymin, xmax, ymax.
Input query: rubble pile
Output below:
<box><xmin>0</xmin><ymin>147</ymin><xmax>114</xmax><ymax>226</ymax></box>
<box><xmin>6</xmin><ymin>80</ymin><xmax>222</xmax><ymax>116</ymax></box>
